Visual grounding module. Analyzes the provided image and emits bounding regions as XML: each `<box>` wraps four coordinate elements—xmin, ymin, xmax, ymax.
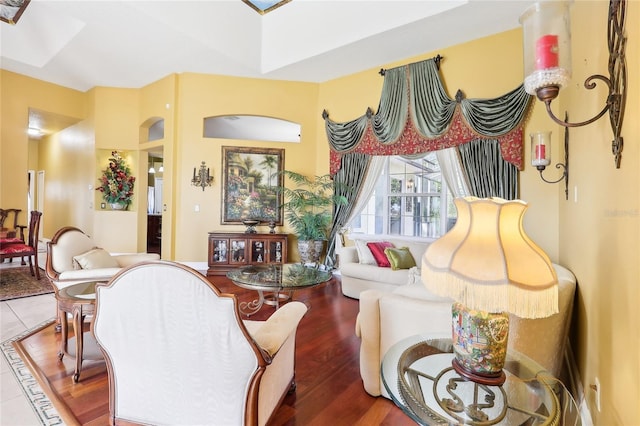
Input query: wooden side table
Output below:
<box><xmin>56</xmin><ymin>281</ymin><xmax>103</xmax><ymax>382</ymax></box>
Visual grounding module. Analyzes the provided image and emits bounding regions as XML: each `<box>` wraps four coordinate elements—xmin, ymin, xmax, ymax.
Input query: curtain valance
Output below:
<box><xmin>324</xmin><ymin>57</ymin><xmax>533</xmax><ymax>175</ymax></box>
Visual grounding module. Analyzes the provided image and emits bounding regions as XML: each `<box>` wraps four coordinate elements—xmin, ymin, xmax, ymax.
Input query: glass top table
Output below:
<box><xmin>226</xmin><ymin>263</ymin><xmax>331</xmax><ymax>316</ymax></box>
<box><xmin>381</xmin><ymin>334</ymin><xmax>581</xmax><ymax>426</ymax></box>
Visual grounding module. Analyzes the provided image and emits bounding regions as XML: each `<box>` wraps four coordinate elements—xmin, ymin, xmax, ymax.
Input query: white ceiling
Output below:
<box><xmin>1</xmin><ymin>0</ymin><xmax>536</xmax><ymax>93</ymax></box>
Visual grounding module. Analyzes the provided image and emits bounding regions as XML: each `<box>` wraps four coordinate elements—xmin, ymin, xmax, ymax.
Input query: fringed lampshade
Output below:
<box><xmin>421</xmin><ymin>197</ymin><xmax>558</xmax><ymax>384</ymax></box>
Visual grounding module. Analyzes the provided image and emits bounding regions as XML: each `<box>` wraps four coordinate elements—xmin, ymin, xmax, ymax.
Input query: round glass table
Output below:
<box><xmin>381</xmin><ymin>334</ymin><xmax>581</xmax><ymax>426</ymax></box>
<box><xmin>226</xmin><ymin>263</ymin><xmax>331</xmax><ymax>316</ymax></box>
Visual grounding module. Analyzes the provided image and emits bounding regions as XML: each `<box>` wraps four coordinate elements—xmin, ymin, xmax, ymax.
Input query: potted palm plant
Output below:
<box><xmin>277</xmin><ymin>170</ymin><xmax>348</xmax><ymax>264</ymax></box>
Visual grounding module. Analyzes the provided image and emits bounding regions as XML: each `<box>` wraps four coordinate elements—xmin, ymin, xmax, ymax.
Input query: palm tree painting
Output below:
<box><xmin>222</xmin><ymin>146</ymin><xmax>284</xmax><ymax>224</ymax></box>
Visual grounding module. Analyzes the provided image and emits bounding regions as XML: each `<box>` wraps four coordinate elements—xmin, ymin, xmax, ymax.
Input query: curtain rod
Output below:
<box><xmin>379</xmin><ymin>54</ymin><xmax>442</xmax><ymax>76</ymax></box>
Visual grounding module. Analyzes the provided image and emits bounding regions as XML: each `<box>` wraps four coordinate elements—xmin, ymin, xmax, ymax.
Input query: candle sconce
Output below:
<box><xmin>531</xmin><ymin>114</ymin><xmax>569</xmax><ymax>200</ymax></box>
<box><xmin>520</xmin><ymin>0</ymin><xmax>627</xmax><ymax>168</ymax></box>
<box><xmin>192</xmin><ymin>161</ymin><xmax>214</xmax><ymax>191</ymax></box>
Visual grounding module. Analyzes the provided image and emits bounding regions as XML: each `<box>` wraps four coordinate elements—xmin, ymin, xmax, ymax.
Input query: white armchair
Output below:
<box><xmin>356</xmin><ymin>263</ymin><xmax>577</xmax><ymax>397</ymax></box>
<box><xmin>46</xmin><ymin>227</ymin><xmax>160</xmax><ymax>290</ymax></box>
<box><xmin>46</xmin><ymin>226</ymin><xmax>160</xmax><ymax>329</ymax></box>
<box><xmin>92</xmin><ymin>261</ymin><xmax>308</xmax><ymax>426</ymax></box>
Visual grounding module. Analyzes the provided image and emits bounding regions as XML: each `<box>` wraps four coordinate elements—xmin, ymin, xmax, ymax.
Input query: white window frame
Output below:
<box><xmin>348</xmin><ymin>153</ymin><xmax>454</xmax><ymax>241</ymax></box>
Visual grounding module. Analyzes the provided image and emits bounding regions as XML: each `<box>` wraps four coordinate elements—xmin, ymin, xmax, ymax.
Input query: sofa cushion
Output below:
<box><xmin>340</xmin><ymin>262</ymin><xmax>411</xmax><ymax>287</ymax></box>
<box><xmin>384</xmin><ymin>247</ymin><xmax>416</xmax><ymax>271</ymax></box>
<box><xmin>52</xmin><ymin>229</ymin><xmax>97</xmax><ymax>273</ymax></box>
<box><xmin>354</xmin><ymin>240</ymin><xmax>377</xmax><ymax>265</ymax></box>
<box><xmin>58</xmin><ymin>267</ymin><xmax>122</xmax><ymax>282</ymax></box>
<box><xmin>394</xmin><ymin>268</ymin><xmax>454</xmax><ymax>302</ymax></box>
<box><xmin>74</xmin><ymin>248</ymin><xmax>119</xmax><ymax>269</ymax></box>
<box><xmin>367</xmin><ymin>241</ymin><xmax>394</xmax><ymax>267</ymax></box>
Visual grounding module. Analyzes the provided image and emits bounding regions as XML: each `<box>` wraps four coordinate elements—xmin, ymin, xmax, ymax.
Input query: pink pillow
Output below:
<box><xmin>366</xmin><ymin>241</ymin><xmax>395</xmax><ymax>267</ymax></box>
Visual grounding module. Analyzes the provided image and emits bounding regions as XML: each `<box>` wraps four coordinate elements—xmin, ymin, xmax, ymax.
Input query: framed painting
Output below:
<box><xmin>0</xmin><ymin>0</ymin><xmax>30</xmax><ymax>25</ymax></box>
<box><xmin>222</xmin><ymin>146</ymin><xmax>284</xmax><ymax>225</ymax></box>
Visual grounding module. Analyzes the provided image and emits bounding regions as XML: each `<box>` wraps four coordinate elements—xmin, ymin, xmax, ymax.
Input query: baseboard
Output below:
<box><xmin>565</xmin><ymin>341</ymin><xmax>594</xmax><ymax>426</ymax></box>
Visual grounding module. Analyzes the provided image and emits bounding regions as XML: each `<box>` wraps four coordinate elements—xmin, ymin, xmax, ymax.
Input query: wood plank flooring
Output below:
<box><xmin>14</xmin><ymin>274</ymin><xmax>415</xmax><ymax>425</ymax></box>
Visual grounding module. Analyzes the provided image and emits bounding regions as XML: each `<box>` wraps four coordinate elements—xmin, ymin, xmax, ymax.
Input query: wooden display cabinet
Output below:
<box><xmin>207</xmin><ymin>232</ymin><xmax>288</xmax><ymax>276</ymax></box>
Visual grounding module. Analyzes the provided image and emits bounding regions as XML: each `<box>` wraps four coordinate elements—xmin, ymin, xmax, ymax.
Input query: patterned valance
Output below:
<box><xmin>324</xmin><ymin>57</ymin><xmax>533</xmax><ymax>175</ymax></box>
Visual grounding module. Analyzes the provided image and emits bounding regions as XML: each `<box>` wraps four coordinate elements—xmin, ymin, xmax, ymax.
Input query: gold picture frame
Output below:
<box><xmin>221</xmin><ymin>146</ymin><xmax>284</xmax><ymax>225</ymax></box>
<box><xmin>1</xmin><ymin>0</ymin><xmax>31</xmax><ymax>25</ymax></box>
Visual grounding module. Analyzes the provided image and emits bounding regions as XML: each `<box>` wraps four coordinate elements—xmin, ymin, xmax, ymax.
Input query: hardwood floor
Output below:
<box><xmin>14</xmin><ymin>274</ymin><xmax>415</xmax><ymax>425</ymax></box>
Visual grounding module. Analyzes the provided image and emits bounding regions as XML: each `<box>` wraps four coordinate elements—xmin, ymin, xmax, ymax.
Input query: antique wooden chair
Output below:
<box><xmin>93</xmin><ymin>261</ymin><xmax>308</xmax><ymax>426</ymax></box>
<box><xmin>0</xmin><ymin>208</ymin><xmax>26</xmax><ymax>240</ymax></box>
<box><xmin>0</xmin><ymin>211</ymin><xmax>42</xmax><ymax>279</ymax></box>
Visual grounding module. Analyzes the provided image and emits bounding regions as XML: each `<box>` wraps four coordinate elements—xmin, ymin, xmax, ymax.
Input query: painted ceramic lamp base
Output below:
<box><xmin>451</xmin><ymin>302</ymin><xmax>509</xmax><ymax>385</ymax></box>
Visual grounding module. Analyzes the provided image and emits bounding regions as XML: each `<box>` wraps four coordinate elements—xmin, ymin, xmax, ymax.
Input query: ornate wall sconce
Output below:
<box><xmin>520</xmin><ymin>0</ymin><xmax>627</xmax><ymax>168</ymax></box>
<box><xmin>192</xmin><ymin>161</ymin><xmax>214</xmax><ymax>191</ymax></box>
<box><xmin>531</xmin><ymin>114</ymin><xmax>570</xmax><ymax>200</ymax></box>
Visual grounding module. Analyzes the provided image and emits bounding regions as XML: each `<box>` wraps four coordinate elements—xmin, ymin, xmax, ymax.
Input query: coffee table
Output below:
<box><xmin>227</xmin><ymin>263</ymin><xmax>331</xmax><ymax>316</ymax></box>
<box><xmin>56</xmin><ymin>281</ymin><xmax>104</xmax><ymax>382</ymax></box>
<box><xmin>381</xmin><ymin>334</ymin><xmax>580</xmax><ymax>426</ymax></box>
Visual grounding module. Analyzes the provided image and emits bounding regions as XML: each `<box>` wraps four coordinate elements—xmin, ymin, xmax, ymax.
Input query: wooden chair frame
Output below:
<box><xmin>0</xmin><ymin>211</ymin><xmax>42</xmax><ymax>279</ymax></box>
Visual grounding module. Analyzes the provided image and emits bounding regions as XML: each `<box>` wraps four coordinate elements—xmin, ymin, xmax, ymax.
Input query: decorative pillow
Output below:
<box><xmin>366</xmin><ymin>241</ymin><xmax>395</xmax><ymax>267</ymax></box>
<box><xmin>384</xmin><ymin>247</ymin><xmax>417</xmax><ymax>271</ymax></box>
<box><xmin>73</xmin><ymin>248</ymin><xmax>119</xmax><ymax>269</ymax></box>
<box><xmin>354</xmin><ymin>240</ymin><xmax>377</xmax><ymax>265</ymax></box>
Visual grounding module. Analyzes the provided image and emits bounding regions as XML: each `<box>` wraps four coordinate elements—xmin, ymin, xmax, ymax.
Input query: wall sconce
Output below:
<box><xmin>531</xmin><ymin>114</ymin><xmax>569</xmax><ymax>200</ymax></box>
<box><xmin>520</xmin><ymin>0</ymin><xmax>627</xmax><ymax>168</ymax></box>
<box><xmin>192</xmin><ymin>161</ymin><xmax>214</xmax><ymax>191</ymax></box>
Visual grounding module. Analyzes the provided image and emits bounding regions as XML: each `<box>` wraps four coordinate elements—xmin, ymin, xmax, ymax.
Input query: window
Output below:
<box><xmin>349</xmin><ymin>153</ymin><xmax>456</xmax><ymax>239</ymax></box>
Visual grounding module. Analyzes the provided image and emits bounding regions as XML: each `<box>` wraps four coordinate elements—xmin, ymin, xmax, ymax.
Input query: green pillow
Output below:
<box><xmin>384</xmin><ymin>247</ymin><xmax>416</xmax><ymax>271</ymax></box>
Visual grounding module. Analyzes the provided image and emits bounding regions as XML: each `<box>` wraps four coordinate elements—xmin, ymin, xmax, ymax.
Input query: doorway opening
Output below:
<box><xmin>147</xmin><ymin>152</ymin><xmax>163</xmax><ymax>255</ymax></box>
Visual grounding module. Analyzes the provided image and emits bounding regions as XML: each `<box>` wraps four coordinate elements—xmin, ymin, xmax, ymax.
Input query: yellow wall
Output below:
<box><xmin>172</xmin><ymin>73</ymin><xmax>320</xmax><ymax>261</ymax></box>
<box><xmin>38</xmin><ymin>119</ymin><xmax>95</xmax><ymax>236</ymax></box>
<box><xmin>139</xmin><ymin>74</ymin><xmax>178</xmax><ymax>260</ymax></box>
<box><xmin>1</xmin><ymin>2</ymin><xmax>638</xmax><ymax>421</ymax></box>
<box><xmin>0</xmin><ymin>71</ymin><xmax>85</xmax><ymax>211</ymax></box>
<box><xmin>558</xmin><ymin>1</ymin><xmax>639</xmax><ymax>424</ymax></box>
<box><xmin>89</xmin><ymin>87</ymin><xmax>143</xmax><ymax>253</ymax></box>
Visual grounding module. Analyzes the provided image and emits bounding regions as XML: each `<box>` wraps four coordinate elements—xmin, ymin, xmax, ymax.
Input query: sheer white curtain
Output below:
<box><xmin>436</xmin><ymin>147</ymin><xmax>471</xmax><ymax>198</ymax></box>
<box><xmin>340</xmin><ymin>149</ymin><xmax>468</xmax><ymax>246</ymax></box>
<box><xmin>335</xmin><ymin>156</ymin><xmax>387</xmax><ymax>252</ymax></box>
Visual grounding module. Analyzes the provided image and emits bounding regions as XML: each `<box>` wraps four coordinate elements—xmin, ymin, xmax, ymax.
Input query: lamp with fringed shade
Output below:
<box><xmin>422</xmin><ymin>197</ymin><xmax>558</xmax><ymax>385</ymax></box>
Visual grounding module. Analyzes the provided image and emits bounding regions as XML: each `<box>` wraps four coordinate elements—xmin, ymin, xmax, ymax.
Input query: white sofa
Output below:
<box><xmin>355</xmin><ymin>263</ymin><xmax>577</xmax><ymax>397</ymax></box>
<box><xmin>339</xmin><ymin>237</ymin><xmax>432</xmax><ymax>299</ymax></box>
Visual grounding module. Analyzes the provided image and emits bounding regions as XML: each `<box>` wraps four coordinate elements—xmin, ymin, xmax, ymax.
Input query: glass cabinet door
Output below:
<box><xmin>269</xmin><ymin>240</ymin><xmax>284</xmax><ymax>264</ymax></box>
<box><xmin>230</xmin><ymin>239</ymin><xmax>247</xmax><ymax>265</ymax></box>
<box><xmin>250</xmin><ymin>240</ymin><xmax>266</xmax><ymax>263</ymax></box>
<box><xmin>210</xmin><ymin>239</ymin><xmax>229</xmax><ymax>264</ymax></box>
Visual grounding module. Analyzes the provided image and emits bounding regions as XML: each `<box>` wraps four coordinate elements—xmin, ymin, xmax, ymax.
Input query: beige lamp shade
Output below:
<box><xmin>422</xmin><ymin>197</ymin><xmax>558</xmax><ymax>319</ymax></box>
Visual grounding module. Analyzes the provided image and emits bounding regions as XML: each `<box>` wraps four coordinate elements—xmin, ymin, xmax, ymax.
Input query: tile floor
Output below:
<box><xmin>1</xmin><ymin>262</ymin><xmax>58</xmax><ymax>426</ymax></box>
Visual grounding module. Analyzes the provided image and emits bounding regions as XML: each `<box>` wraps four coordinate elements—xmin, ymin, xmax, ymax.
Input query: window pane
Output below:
<box><xmin>349</xmin><ymin>153</ymin><xmax>456</xmax><ymax>239</ymax></box>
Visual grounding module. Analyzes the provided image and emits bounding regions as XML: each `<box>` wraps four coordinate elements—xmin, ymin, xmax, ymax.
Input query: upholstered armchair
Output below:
<box><xmin>356</xmin><ymin>263</ymin><xmax>577</xmax><ymax>397</ymax></box>
<box><xmin>46</xmin><ymin>226</ymin><xmax>160</xmax><ymax>328</ymax></box>
<box><xmin>92</xmin><ymin>261</ymin><xmax>308</xmax><ymax>426</ymax></box>
<box><xmin>46</xmin><ymin>226</ymin><xmax>160</xmax><ymax>290</ymax></box>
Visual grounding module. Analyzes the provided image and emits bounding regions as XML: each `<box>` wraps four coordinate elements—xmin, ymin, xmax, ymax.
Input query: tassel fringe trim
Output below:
<box><xmin>422</xmin><ymin>268</ymin><xmax>558</xmax><ymax>319</ymax></box>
